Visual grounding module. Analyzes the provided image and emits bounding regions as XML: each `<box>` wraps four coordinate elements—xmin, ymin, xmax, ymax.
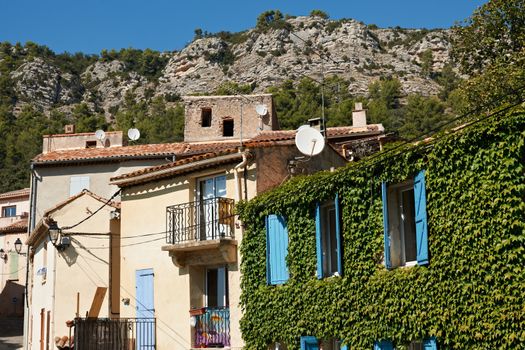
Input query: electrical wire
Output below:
<box><xmin>0</xmin><ymin>264</ymin><xmax>27</xmax><ymax>275</ymax></box>
<box><xmin>60</xmin><ymin>189</ymin><xmax>121</xmax><ymax>231</ymax></box>
<box><xmin>63</xmin><ymin>231</ymin><xmax>167</xmax><ymax>239</ymax></box>
<box><xmin>73</xmin><ymin>236</ymin><xmax>166</xmax><ymax>250</ymax></box>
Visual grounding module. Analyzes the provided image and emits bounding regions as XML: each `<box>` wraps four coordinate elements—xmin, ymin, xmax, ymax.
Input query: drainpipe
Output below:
<box><xmin>233</xmin><ymin>150</ymin><xmax>248</xmax><ymax>202</ymax></box>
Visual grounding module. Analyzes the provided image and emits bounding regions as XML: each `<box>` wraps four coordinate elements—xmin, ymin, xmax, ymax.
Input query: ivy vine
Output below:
<box><xmin>237</xmin><ymin>111</ymin><xmax>525</xmax><ymax>350</ymax></box>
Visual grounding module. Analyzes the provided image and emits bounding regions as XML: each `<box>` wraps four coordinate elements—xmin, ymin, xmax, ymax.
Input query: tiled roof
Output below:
<box><xmin>0</xmin><ymin>188</ymin><xmax>30</xmax><ymax>200</ymax></box>
<box><xmin>111</xmin><ymin>149</ymin><xmax>243</xmax><ymax>187</ymax></box>
<box><xmin>0</xmin><ymin>217</ymin><xmax>28</xmax><ymax>233</ymax></box>
<box><xmin>247</xmin><ymin>125</ymin><xmax>384</xmax><ymax>143</ymax></box>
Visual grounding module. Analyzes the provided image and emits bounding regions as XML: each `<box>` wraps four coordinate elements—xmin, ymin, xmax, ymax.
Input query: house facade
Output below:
<box><xmin>106</xmin><ymin>96</ymin><xmax>385</xmax><ymax>349</ymax></box>
<box><xmin>0</xmin><ymin>188</ymin><xmax>30</xmax><ymax>318</ymax></box>
<box><xmin>25</xmin><ymin>190</ymin><xmax>120</xmax><ymax>350</ymax></box>
<box><xmin>237</xmin><ymin>112</ymin><xmax>525</xmax><ymax>349</ymax></box>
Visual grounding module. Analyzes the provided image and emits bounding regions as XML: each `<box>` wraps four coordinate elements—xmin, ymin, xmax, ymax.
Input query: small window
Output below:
<box><xmin>223</xmin><ymin>119</ymin><xmax>234</xmax><ymax>137</ymax></box>
<box><xmin>315</xmin><ymin>194</ymin><xmax>342</xmax><ymax>278</ymax></box>
<box><xmin>382</xmin><ymin>170</ymin><xmax>429</xmax><ymax>269</ymax></box>
<box><xmin>85</xmin><ymin>141</ymin><xmax>97</xmax><ymax>148</ymax></box>
<box><xmin>70</xmin><ymin>176</ymin><xmax>90</xmax><ymax>196</ymax></box>
<box><xmin>201</xmin><ymin>108</ymin><xmax>212</xmax><ymax>127</ymax></box>
<box><xmin>2</xmin><ymin>205</ymin><xmax>16</xmax><ymax>217</ymax></box>
<box><xmin>374</xmin><ymin>338</ymin><xmax>437</xmax><ymax>350</ymax></box>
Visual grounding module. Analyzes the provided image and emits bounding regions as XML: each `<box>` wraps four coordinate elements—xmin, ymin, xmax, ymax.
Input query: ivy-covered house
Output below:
<box><xmin>238</xmin><ymin>111</ymin><xmax>525</xmax><ymax>350</ymax></box>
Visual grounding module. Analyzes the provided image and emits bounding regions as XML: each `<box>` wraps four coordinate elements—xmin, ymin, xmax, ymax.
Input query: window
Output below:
<box><xmin>206</xmin><ymin>267</ymin><xmax>228</xmax><ymax>308</ymax></box>
<box><xmin>374</xmin><ymin>338</ymin><xmax>437</xmax><ymax>350</ymax></box>
<box><xmin>85</xmin><ymin>141</ymin><xmax>97</xmax><ymax>148</ymax></box>
<box><xmin>2</xmin><ymin>205</ymin><xmax>16</xmax><ymax>217</ymax></box>
<box><xmin>201</xmin><ymin>108</ymin><xmax>212</xmax><ymax>127</ymax></box>
<box><xmin>9</xmin><ymin>252</ymin><xmax>19</xmax><ymax>280</ymax></box>
<box><xmin>382</xmin><ymin>170</ymin><xmax>428</xmax><ymax>269</ymax></box>
<box><xmin>266</xmin><ymin>214</ymin><xmax>289</xmax><ymax>285</ymax></box>
<box><xmin>300</xmin><ymin>337</ymin><xmax>347</xmax><ymax>350</ymax></box>
<box><xmin>315</xmin><ymin>194</ymin><xmax>343</xmax><ymax>278</ymax></box>
<box><xmin>70</xmin><ymin>176</ymin><xmax>90</xmax><ymax>196</ymax></box>
<box><xmin>222</xmin><ymin>118</ymin><xmax>234</xmax><ymax>137</ymax></box>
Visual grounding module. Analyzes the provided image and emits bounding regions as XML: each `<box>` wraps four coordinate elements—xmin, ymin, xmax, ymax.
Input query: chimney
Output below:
<box><xmin>64</xmin><ymin>124</ymin><xmax>76</xmax><ymax>134</ymax></box>
<box><xmin>352</xmin><ymin>103</ymin><xmax>367</xmax><ymax>128</ymax></box>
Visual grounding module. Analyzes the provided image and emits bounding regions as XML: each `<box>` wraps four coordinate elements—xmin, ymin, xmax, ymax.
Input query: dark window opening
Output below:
<box><xmin>223</xmin><ymin>119</ymin><xmax>234</xmax><ymax>137</ymax></box>
<box><xmin>201</xmin><ymin>108</ymin><xmax>212</xmax><ymax>127</ymax></box>
<box><xmin>85</xmin><ymin>141</ymin><xmax>97</xmax><ymax>148</ymax></box>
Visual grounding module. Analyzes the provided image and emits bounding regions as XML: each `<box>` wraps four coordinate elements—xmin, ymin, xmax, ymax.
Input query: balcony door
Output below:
<box><xmin>206</xmin><ymin>267</ymin><xmax>228</xmax><ymax>308</ymax></box>
<box><xmin>198</xmin><ymin>174</ymin><xmax>226</xmax><ymax>240</ymax></box>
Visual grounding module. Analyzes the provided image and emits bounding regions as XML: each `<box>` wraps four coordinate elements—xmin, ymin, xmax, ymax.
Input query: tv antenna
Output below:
<box><xmin>127</xmin><ymin>128</ymin><xmax>140</xmax><ymax>142</ymax></box>
<box><xmin>295</xmin><ymin>125</ymin><xmax>325</xmax><ymax>157</ymax></box>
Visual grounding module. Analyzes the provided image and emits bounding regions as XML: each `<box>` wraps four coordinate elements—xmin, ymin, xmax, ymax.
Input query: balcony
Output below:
<box><xmin>162</xmin><ymin>197</ymin><xmax>237</xmax><ymax>267</ymax></box>
<box><xmin>74</xmin><ymin>317</ymin><xmax>156</xmax><ymax>350</ymax></box>
<box><xmin>191</xmin><ymin>307</ymin><xmax>230</xmax><ymax>348</ymax></box>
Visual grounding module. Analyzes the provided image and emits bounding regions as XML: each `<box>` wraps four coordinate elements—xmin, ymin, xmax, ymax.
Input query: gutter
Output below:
<box><xmin>32</xmin><ymin>153</ymin><xmax>179</xmax><ymax>166</ymax></box>
<box><xmin>233</xmin><ymin>150</ymin><xmax>249</xmax><ymax>202</ymax></box>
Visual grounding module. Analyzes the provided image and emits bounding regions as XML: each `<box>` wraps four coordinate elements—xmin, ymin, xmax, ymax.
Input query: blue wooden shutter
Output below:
<box><xmin>300</xmin><ymin>336</ymin><xmax>319</xmax><ymax>350</ymax></box>
<box><xmin>423</xmin><ymin>337</ymin><xmax>437</xmax><ymax>350</ymax></box>
<box><xmin>340</xmin><ymin>343</ymin><xmax>348</xmax><ymax>350</ymax></box>
<box><xmin>414</xmin><ymin>170</ymin><xmax>429</xmax><ymax>265</ymax></box>
<box><xmin>381</xmin><ymin>182</ymin><xmax>391</xmax><ymax>269</ymax></box>
<box><xmin>266</xmin><ymin>215</ymin><xmax>289</xmax><ymax>285</ymax></box>
<box><xmin>374</xmin><ymin>340</ymin><xmax>393</xmax><ymax>350</ymax></box>
<box><xmin>315</xmin><ymin>203</ymin><xmax>323</xmax><ymax>279</ymax></box>
<box><xmin>334</xmin><ymin>193</ymin><xmax>343</xmax><ymax>275</ymax></box>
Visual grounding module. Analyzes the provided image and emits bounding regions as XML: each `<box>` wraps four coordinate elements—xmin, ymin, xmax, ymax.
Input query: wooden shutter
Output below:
<box><xmin>423</xmin><ymin>337</ymin><xmax>437</xmax><ymax>350</ymax></box>
<box><xmin>334</xmin><ymin>193</ymin><xmax>343</xmax><ymax>275</ymax></box>
<box><xmin>414</xmin><ymin>170</ymin><xmax>429</xmax><ymax>265</ymax></box>
<box><xmin>300</xmin><ymin>336</ymin><xmax>319</xmax><ymax>350</ymax></box>
<box><xmin>374</xmin><ymin>340</ymin><xmax>393</xmax><ymax>350</ymax></box>
<box><xmin>315</xmin><ymin>203</ymin><xmax>323</xmax><ymax>279</ymax></box>
<box><xmin>266</xmin><ymin>215</ymin><xmax>289</xmax><ymax>285</ymax></box>
<box><xmin>381</xmin><ymin>182</ymin><xmax>391</xmax><ymax>269</ymax></box>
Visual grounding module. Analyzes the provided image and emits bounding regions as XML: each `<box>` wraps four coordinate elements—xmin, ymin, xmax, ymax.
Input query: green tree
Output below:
<box><xmin>309</xmin><ymin>10</ymin><xmax>329</xmax><ymax>19</ymax></box>
<box><xmin>399</xmin><ymin>95</ymin><xmax>448</xmax><ymax>139</ymax></box>
<box><xmin>367</xmin><ymin>77</ymin><xmax>404</xmax><ymax>132</ymax></box>
<box><xmin>419</xmin><ymin>49</ymin><xmax>434</xmax><ymax>78</ymax></box>
<box><xmin>194</xmin><ymin>28</ymin><xmax>203</xmax><ymax>40</ymax></box>
<box><xmin>70</xmin><ymin>103</ymin><xmax>108</xmax><ymax>133</ymax></box>
<box><xmin>451</xmin><ymin>0</ymin><xmax>525</xmax><ymax>112</ymax></box>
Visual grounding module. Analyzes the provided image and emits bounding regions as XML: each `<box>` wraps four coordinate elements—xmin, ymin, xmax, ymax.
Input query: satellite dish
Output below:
<box><xmin>295</xmin><ymin>126</ymin><xmax>325</xmax><ymax>156</ymax></box>
<box><xmin>255</xmin><ymin>104</ymin><xmax>268</xmax><ymax>116</ymax></box>
<box><xmin>95</xmin><ymin>129</ymin><xmax>105</xmax><ymax>142</ymax></box>
<box><xmin>127</xmin><ymin>128</ymin><xmax>140</xmax><ymax>141</ymax></box>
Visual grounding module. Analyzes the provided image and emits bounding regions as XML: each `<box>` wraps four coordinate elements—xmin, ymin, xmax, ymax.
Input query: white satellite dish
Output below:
<box><xmin>95</xmin><ymin>129</ymin><xmax>105</xmax><ymax>142</ymax></box>
<box><xmin>127</xmin><ymin>128</ymin><xmax>140</xmax><ymax>141</ymax></box>
<box><xmin>255</xmin><ymin>104</ymin><xmax>268</xmax><ymax>116</ymax></box>
<box><xmin>295</xmin><ymin>126</ymin><xmax>325</xmax><ymax>156</ymax></box>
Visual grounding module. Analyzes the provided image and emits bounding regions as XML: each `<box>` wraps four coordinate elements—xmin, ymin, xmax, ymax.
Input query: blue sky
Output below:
<box><xmin>2</xmin><ymin>0</ymin><xmax>487</xmax><ymax>55</ymax></box>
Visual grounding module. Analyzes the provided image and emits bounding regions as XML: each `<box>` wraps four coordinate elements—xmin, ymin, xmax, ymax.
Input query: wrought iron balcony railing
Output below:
<box><xmin>166</xmin><ymin>197</ymin><xmax>235</xmax><ymax>244</ymax></box>
<box><xmin>74</xmin><ymin>317</ymin><xmax>156</xmax><ymax>350</ymax></box>
<box><xmin>192</xmin><ymin>307</ymin><xmax>230</xmax><ymax>348</ymax></box>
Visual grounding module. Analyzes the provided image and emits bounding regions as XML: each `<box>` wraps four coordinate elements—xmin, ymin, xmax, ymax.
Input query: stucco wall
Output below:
<box><xmin>28</xmin><ymin>194</ymin><xmax>116</xmax><ymax>350</ymax></box>
<box><xmin>0</xmin><ymin>196</ymin><xmax>29</xmax><ymax>227</ymax></box>
<box><xmin>119</xmin><ymin>163</ymin><xmax>256</xmax><ymax>350</ymax></box>
<box><xmin>33</xmin><ymin>159</ymin><xmax>165</xmax><ymax>224</ymax></box>
<box><xmin>0</xmin><ymin>232</ymin><xmax>27</xmax><ymax>317</ymax></box>
<box><xmin>255</xmin><ymin>144</ymin><xmax>347</xmax><ymax>194</ymax></box>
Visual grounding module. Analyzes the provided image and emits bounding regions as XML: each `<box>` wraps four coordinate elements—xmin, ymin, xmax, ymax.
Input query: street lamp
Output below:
<box><xmin>0</xmin><ymin>248</ymin><xmax>6</xmax><ymax>261</ymax></box>
<box><xmin>48</xmin><ymin>220</ymin><xmax>61</xmax><ymax>247</ymax></box>
<box><xmin>14</xmin><ymin>238</ymin><xmax>22</xmax><ymax>254</ymax></box>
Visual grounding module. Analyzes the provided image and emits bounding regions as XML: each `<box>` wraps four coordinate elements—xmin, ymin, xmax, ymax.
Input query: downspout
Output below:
<box><xmin>24</xmin><ymin>162</ymin><xmax>38</xmax><ymax>350</ymax></box>
<box><xmin>233</xmin><ymin>150</ymin><xmax>248</xmax><ymax>202</ymax></box>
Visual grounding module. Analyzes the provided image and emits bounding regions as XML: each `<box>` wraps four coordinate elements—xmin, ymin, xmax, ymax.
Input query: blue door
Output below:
<box><xmin>136</xmin><ymin>268</ymin><xmax>155</xmax><ymax>349</ymax></box>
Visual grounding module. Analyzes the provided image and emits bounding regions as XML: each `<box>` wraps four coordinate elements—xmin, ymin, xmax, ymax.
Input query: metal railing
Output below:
<box><xmin>193</xmin><ymin>307</ymin><xmax>230</xmax><ymax>348</ymax></box>
<box><xmin>166</xmin><ymin>197</ymin><xmax>235</xmax><ymax>244</ymax></box>
<box><xmin>74</xmin><ymin>317</ymin><xmax>156</xmax><ymax>350</ymax></box>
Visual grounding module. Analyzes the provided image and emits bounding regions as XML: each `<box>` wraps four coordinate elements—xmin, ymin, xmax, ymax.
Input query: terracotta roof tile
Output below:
<box><xmin>0</xmin><ymin>188</ymin><xmax>30</xmax><ymax>200</ymax></box>
<box><xmin>110</xmin><ymin>149</ymin><xmax>239</xmax><ymax>183</ymax></box>
<box><xmin>0</xmin><ymin>217</ymin><xmax>28</xmax><ymax>233</ymax></box>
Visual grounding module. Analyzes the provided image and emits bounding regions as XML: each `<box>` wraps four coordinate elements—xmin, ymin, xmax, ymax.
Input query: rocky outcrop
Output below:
<box><xmin>7</xmin><ymin>16</ymin><xmax>454</xmax><ymax>118</ymax></box>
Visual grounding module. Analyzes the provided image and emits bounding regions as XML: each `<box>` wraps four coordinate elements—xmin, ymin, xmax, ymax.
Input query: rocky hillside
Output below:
<box><xmin>2</xmin><ymin>15</ymin><xmax>452</xmax><ymax>120</ymax></box>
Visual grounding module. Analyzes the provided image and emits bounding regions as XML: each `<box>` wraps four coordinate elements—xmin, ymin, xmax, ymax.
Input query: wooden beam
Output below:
<box><xmin>87</xmin><ymin>287</ymin><xmax>107</xmax><ymax>319</ymax></box>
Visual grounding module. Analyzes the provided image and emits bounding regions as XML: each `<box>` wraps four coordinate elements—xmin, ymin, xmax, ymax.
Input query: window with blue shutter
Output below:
<box><xmin>382</xmin><ymin>170</ymin><xmax>429</xmax><ymax>268</ymax></box>
<box><xmin>315</xmin><ymin>194</ymin><xmax>343</xmax><ymax>279</ymax></box>
<box><xmin>266</xmin><ymin>214</ymin><xmax>289</xmax><ymax>285</ymax></box>
<box><xmin>300</xmin><ymin>336</ymin><xmax>319</xmax><ymax>350</ymax></box>
<box><xmin>414</xmin><ymin>170</ymin><xmax>429</xmax><ymax>265</ymax></box>
<box><xmin>374</xmin><ymin>340</ymin><xmax>393</xmax><ymax>350</ymax></box>
<box><xmin>423</xmin><ymin>337</ymin><xmax>437</xmax><ymax>350</ymax></box>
